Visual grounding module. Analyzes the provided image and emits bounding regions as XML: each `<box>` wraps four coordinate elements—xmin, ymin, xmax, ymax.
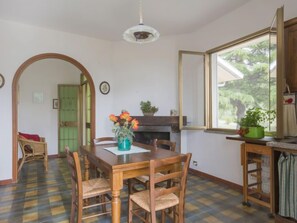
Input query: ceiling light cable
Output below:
<box><xmin>139</xmin><ymin>0</ymin><xmax>143</xmax><ymax>24</ymax></box>
<box><xmin>123</xmin><ymin>0</ymin><xmax>160</xmax><ymax>44</ymax></box>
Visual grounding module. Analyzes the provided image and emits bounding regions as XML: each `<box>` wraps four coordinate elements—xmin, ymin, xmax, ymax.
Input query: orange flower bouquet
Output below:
<box><xmin>109</xmin><ymin>111</ymin><xmax>139</xmax><ymax>150</ymax></box>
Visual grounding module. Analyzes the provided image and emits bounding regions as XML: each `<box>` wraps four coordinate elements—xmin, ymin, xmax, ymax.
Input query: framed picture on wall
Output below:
<box><xmin>53</xmin><ymin>99</ymin><xmax>59</xmax><ymax>109</ymax></box>
<box><xmin>0</xmin><ymin>73</ymin><xmax>5</xmax><ymax>88</ymax></box>
<box><xmin>99</xmin><ymin>81</ymin><xmax>110</xmax><ymax>95</ymax></box>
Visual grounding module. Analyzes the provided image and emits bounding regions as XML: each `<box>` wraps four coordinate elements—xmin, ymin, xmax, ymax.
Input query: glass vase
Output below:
<box><xmin>118</xmin><ymin>138</ymin><xmax>131</xmax><ymax>151</ymax></box>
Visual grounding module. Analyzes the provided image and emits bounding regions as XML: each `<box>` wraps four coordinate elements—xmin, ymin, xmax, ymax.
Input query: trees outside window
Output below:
<box><xmin>211</xmin><ymin>34</ymin><xmax>276</xmax><ymax>130</ymax></box>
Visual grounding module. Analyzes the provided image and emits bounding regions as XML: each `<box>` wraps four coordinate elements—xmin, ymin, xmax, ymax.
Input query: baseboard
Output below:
<box><xmin>189</xmin><ymin>168</ymin><xmax>242</xmax><ymax>193</ymax></box>
<box><xmin>0</xmin><ymin>179</ymin><xmax>13</xmax><ymax>185</ymax></box>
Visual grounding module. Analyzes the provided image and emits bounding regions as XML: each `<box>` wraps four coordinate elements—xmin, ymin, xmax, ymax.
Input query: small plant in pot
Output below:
<box><xmin>238</xmin><ymin>107</ymin><xmax>276</xmax><ymax>139</ymax></box>
<box><xmin>140</xmin><ymin>100</ymin><xmax>158</xmax><ymax>116</ymax></box>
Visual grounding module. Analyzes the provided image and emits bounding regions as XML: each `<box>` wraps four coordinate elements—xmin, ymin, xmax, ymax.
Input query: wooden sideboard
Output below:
<box><xmin>227</xmin><ymin>136</ymin><xmax>297</xmax><ymax>222</ymax></box>
<box><xmin>241</xmin><ymin>143</ymin><xmax>274</xmax><ymax>216</ymax></box>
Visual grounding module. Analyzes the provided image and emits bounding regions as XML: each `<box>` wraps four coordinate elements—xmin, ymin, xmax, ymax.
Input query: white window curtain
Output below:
<box><xmin>278</xmin><ymin>153</ymin><xmax>297</xmax><ymax>219</ymax></box>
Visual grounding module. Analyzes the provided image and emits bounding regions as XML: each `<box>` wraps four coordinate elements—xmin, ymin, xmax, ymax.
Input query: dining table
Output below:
<box><xmin>79</xmin><ymin>141</ymin><xmax>180</xmax><ymax>223</ymax></box>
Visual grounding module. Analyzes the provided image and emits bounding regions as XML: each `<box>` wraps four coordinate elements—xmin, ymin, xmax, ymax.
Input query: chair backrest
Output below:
<box><xmin>93</xmin><ymin>137</ymin><xmax>116</xmax><ymax>145</ymax></box>
<box><xmin>153</xmin><ymin>139</ymin><xmax>176</xmax><ymax>152</ymax></box>
<box><xmin>65</xmin><ymin>147</ymin><xmax>83</xmax><ymax>203</ymax></box>
<box><xmin>18</xmin><ymin>135</ymin><xmax>47</xmax><ymax>155</ymax></box>
<box><xmin>133</xmin><ymin>141</ymin><xmax>155</xmax><ymax>151</ymax></box>
<box><xmin>149</xmin><ymin>153</ymin><xmax>192</xmax><ymax>222</ymax></box>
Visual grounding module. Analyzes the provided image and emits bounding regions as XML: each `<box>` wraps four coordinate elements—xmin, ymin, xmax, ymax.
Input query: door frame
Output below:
<box><xmin>12</xmin><ymin>53</ymin><xmax>96</xmax><ymax>182</ymax></box>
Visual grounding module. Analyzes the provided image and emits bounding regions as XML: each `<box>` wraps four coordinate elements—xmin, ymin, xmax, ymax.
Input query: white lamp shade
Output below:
<box><xmin>123</xmin><ymin>24</ymin><xmax>160</xmax><ymax>44</ymax></box>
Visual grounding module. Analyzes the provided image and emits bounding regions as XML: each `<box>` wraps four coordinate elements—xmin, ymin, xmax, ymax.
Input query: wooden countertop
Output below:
<box><xmin>226</xmin><ymin>135</ymin><xmax>297</xmax><ymax>152</ymax></box>
<box><xmin>226</xmin><ymin>135</ymin><xmax>275</xmax><ymax>145</ymax></box>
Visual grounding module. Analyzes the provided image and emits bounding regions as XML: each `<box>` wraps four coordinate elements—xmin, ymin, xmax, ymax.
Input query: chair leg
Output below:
<box><xmin>44</xmin><ymin>156</ymin><xmax>48</xmax><ymax>172</ymax></box>
<box><xmin>77</xmin><ymin>198</ymin><xmax>83</xmax><ymax>223</ymax></box>
<box><xmin>128</xmin><ymin>179</ymin><xmax>134</xmax><ymax>194</ymax></box>
<box><xmin>18</xmin><ymin>157</ymin><xmax>25</xmax><ymax>172</ymax></box>
<box><xmin>178</xmin><ymin>204</ymin><xmax>183</xmax><ymax>223</ymax></box>
<box><xmin>161</xmin><ymin>210</ymin><xmax>165</xmax><ymax>223</ymax></box>
<box><xmin>101</xmin><ymin>195</ymin><xmax>107</xmax><ymax>213</ymax></box>
<box><xmin>145</xmin><ymin>181</ymin><xmax>149</xmax><ymax>189</ymax></box>
<box><xmin>146</xmin><ymin>213</ymin><xmax>150</xmax><ymax>223</ymax></box>
<box><xmin>151</xmin><ymin>210</ymin><xmax>156</xmax><ymax>223</ymax></box>
<box><xmin>70</xmin><ymin>195</ymin><xmax>76</xmax><ymax>223</ymax></box>
<box><xmin>145</xmin><ymin>211</ymin><xmax>150</xmax><ymax>222</ymax></box>
<box><xmin>128</xmin><ymin>196</ymin><xmax>133</xmax><ymax>223</ymax></box>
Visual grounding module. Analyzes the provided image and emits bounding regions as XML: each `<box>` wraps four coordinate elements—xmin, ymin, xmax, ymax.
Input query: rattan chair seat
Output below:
<box><xmin>130</xmin><ymin>188</ymin><xmax>179</xmax><ymax>212</ymax></box>
<box><xmin>82</xmin><ymin>178</ymin><xmax>111</xmax><ymax>199</ymax></box>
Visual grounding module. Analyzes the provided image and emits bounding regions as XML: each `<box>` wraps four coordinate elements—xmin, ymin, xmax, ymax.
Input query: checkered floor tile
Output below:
<box><xmin>0</xmin><ymin>158</ymin><xmax>274</xmax><ymax>222</ymax></box>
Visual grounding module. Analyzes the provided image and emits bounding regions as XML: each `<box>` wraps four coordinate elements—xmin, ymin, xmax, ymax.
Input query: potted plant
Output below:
<box><xmin>109</xmin><ymin>111</ymin><xmax>139</xmax><ymax>151</ymax></box>
<box><xmin>238</xmin><ymin>107</ymin><xmax>276</xmax><ymax>139</ymax></box>
<box><xmin>140</xmin><ymin>101</ymin><xmax>159</xmax><ymax>116</ymax></box>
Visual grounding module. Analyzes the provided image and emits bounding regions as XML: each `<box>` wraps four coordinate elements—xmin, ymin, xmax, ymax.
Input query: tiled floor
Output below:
<box><xmin>0</xmin><ymin>158</ymin><xmax>275</xmax><ymax>223</ymax></box>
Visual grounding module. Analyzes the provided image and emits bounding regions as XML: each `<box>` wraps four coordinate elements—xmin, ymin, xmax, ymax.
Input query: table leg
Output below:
<box><xmin>112</xmin><ymin>189</ymin><xmax>121</xmax><ymax>223</ymax></box>
<box><xmin>83</xmin><ymin>155</ymin><xmax>90</xmax><ymax>180</ymax></box>
<box><xmin>111</xmin><ymin>172</ymin><xmax>123</xmax><ymax>223</ymax></box>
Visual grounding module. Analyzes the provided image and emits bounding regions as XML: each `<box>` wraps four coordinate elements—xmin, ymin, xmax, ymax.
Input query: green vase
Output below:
<box><xmin>118</xmin><ymin>138</ymin><xmax>131</xmax><ymax>151</ymax></box>
<box><xmin>244</xmin><ymin>127</ymin><xmax>264</xmax><ymax>139</ymax></box>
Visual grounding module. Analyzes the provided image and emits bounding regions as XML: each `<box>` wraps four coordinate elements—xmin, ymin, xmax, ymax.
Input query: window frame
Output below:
<box><xmin>178</xmin><ymin>50</ymin><xmax>209</xmax><ymax>130</ymax></box>
<box><xmin>206</xmin><ymin>7</ymin><xmax>284</xmax><ymax>138</ymax></box>
<box><xmin>178</xmin><ymin>7</ymin><xmax>284</xmax><ymax>136</ymax></box>
<box><xmin>206</xmin><ymin>28</ymin><xmax>271</xmax><ymax>133</ymax></box>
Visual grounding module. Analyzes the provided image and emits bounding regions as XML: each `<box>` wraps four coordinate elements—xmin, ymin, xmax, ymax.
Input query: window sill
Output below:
<box><xmin>204</xmin><ymin>128</ymin><xmax>238</xmax><ymax>135</ymax></box>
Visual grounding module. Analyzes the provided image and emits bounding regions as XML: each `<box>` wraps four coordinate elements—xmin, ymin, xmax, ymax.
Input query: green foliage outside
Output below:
<box><xmin>217</xmin><ymin>37</ymin><xmax>276</xmax><ymax>130</ymax></box>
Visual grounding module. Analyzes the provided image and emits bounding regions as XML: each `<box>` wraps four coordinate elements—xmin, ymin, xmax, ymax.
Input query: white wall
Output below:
<box><xmin>112</xmin><ymin>36</ymin><xmax>178</xmax><ymax>116</ymax></box>
<box><xmin>0</xmin><ymin>19</ymin><xmax>113</xmax><ymax>180</ymax></box>
<box><xmin>0</xmin><ymin>0</ymin><xmax>296</xmax><ymax>184</ymax></box>
<box><xmin>18</xmin><ymin>59</ymin><xmax>81</xmax><ymax>156</ymax></box>
<box><xmin>177</xmin><ymin>0</ymin><xmax>297</xmax><ymax>51</ymax></box>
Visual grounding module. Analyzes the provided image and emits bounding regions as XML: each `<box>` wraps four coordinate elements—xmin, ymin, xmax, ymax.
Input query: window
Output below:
<box><xmin>178</xmin><ymin>51</ymin><xmax>207</xmax><ymax>130</ymax></box>
<box><xmin>210</xmin><ymin>33</ymin><xmax>276</xmax><ymax>131</ymax></box>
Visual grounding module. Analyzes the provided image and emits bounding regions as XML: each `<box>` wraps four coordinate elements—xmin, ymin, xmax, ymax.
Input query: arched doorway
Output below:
<box><xmin>12</xmin><ymin>53</ymin><xmax>95</xmax><ymax>182</ymax></box>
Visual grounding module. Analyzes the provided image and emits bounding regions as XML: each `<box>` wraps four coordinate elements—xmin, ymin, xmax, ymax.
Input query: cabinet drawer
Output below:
<box><xmin>245</xmin><ymin>143</ymin><xmax>272</xmax><ymax>155</ymax></box>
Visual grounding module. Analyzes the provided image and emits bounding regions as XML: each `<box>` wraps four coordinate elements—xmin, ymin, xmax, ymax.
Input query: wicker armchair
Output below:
<box><xmin>17</xmin><ymin>135</ymin><xmax>48</xmax><ymax>172</ymax></box>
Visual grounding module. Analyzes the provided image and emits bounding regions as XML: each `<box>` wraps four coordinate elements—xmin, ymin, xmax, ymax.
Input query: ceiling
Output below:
<box><xmin>0</xmin><ymin>0</ymin><xmax>251</xmax><ymax>41</ymax></box>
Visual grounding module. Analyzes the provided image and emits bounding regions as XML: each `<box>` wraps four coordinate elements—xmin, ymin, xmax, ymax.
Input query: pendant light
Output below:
<box><xmin>123</xmin><ymin>0</ymin><xmax>160</xmax><ymax>44</ymax></box>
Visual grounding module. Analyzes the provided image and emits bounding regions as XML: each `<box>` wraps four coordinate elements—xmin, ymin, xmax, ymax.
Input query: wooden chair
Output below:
<box><xmin>153</xmin><ymin>139</ymin><xmax>176</xmax><ymax>152</ymax></box>
<box><xmin>128</xmin><ymin>153</ymin><xmax>192</xmax><ymax>223</ymax></box>
<box><xmin>17</xmin><ymin>135</ymin><xmax>48</xmax><ymax>172</ymax></box>
<box><xmin>93</xmin><ymin>137</ymin><xmax>117</xmax><ymax>145</ymax></box>
<box><xmin>65</xmin><ymin>147</ymin><xmax>111</xmax><ymax>222</ymax></box>
<box><xmin>92</xmin><ymin>137</ymin><xmax>117</xmax><ymax>177</ymax></box>
<box><xmin>128</xmin><ymin>139</ymin><xmax>177</xmax><ymax>194</ymax></box>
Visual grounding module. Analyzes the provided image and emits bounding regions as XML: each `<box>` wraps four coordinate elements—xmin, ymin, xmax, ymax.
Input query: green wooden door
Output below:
<box><xmin>58</xmin><ymin>85</ymin><xmax>80</xmax><ymax>153</ymax></box>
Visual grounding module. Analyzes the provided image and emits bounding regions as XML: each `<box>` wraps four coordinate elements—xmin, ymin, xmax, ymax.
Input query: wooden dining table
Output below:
<box><xmin>79</xmin><ymin>142</ymin><xmax>180</xmax><ymax>223</ymax></box>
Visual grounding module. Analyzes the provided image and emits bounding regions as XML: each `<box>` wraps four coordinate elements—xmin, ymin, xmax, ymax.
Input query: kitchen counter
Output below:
<box><xmin>227</xmin><ymin>135</ymin><xmax>297</xmax><ymax>151</ymax></box>
<box><xmin>267</xmin><ymin>138</ymin><xmax>297</xmax><ymax>151</ymax></box>
<box><xmin>227</xmin><ymin>135</ymin><xmax>297</xmax><ymax>222</ymax></box>
<box><xmin>226</xmin><ymin>135</ymin><xmax>275</xmax><ymax>145</ymax></box>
